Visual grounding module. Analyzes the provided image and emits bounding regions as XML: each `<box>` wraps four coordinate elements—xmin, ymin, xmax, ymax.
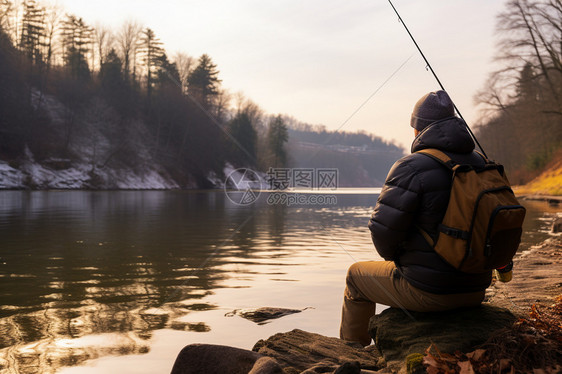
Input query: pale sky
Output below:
<box><xmin>55</xmin><ymin>0</ymin><xmax>507</xmax><ymax>150</ymax></box>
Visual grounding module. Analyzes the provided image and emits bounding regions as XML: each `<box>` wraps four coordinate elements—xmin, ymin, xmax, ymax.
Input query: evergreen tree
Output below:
<box><xmin>155</xmin><ymin>52</ymin><xmax>180</xmax><ymax>92</ymax></box>
<box><xmin>100</xmin><ymin>49</ymin><xmax>125</xmax><ymax>98</ymax></box>
<box><xmin>61</xmin><ymin>15</ymin><xmax>92</xmax><ymax>79</ymax></box>
<box><xmin>267</xmin><ymin>115</ymin><xmax>288</xmax><ymax>167</ymax></box>
<box><xmin>100</xmin><ymin>49</ymin><xmax>122</xmax><ymax>86</ymax></box>
<box><xmin>137</xmin><ymin>27</ymin><xmax>163</xmax><ymax>99</ymax></box>
<box><xmin>228</xmin><ymin>110</ymin><xmax>257</xmax><ymax>166</ymax></box>
<box><xmin>187</xmin><ymin>54</ymin><xmax>221</xmax><ymax>108</ymax></box>
<box><xmin>516</xmin><ymin>63</ymin><xmax>538</xmax><ymax>102</ymax></box>
<box><xmin>19</xmin><ymin>0</ymin><xmax>45</xmax><ymax>64</ymax></box>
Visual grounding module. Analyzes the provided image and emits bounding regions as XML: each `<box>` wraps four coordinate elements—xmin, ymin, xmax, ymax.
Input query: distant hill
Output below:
<box><xmin>287</xmin><ymin>127</ymin><xmax>404</xmax><ymax>187</ymax></box>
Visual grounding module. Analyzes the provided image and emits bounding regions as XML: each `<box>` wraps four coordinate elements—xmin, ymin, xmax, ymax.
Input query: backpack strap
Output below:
<box><xmin>415</xmin><ymin>148</ymin><xmax>457</xmax><ymax>170</ymax></box>
<box><xmin>475</xmin><ymin>150</ymin><xmax>491</xmax><ymax>164</ymax></box>
<box><xmin>415</xmin><ymin>149</ymin><xmax>458</xmax><ymax>248</ymax></box>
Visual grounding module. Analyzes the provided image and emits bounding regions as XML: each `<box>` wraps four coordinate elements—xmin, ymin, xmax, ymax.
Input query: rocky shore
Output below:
<box><xmin>171</xmin><ymin>228</ymin><xmax>562</xmax><ymax>373</ymax></box>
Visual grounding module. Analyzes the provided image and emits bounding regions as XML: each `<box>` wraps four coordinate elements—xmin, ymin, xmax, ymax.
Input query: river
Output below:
<box><xmin>0</xmin><ymin>190</ymin><xmax>559</xmax><ymax>374</ymax></box>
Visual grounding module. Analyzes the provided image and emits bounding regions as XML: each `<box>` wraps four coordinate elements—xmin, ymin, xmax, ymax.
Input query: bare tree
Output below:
<box><xmin>475</xmin><ymin>0</ymin><xmax>562</xmax><ymax>179</ymax></box>
<box><xmin>116</xmin><ymin>19</ymin><xmax>141</xmax><ymax>80</ymax></box>
<box><xmin>172</xmin><ymin>51</ymin><xmax>194</xmax><ymax>94</ymax></box>
<box><xmin>214</xmin><ymin>88</ymin><xmax>231</xmax><ymax>123</ymax></box>
<box><xmin>478</xmin><ymin>0</ymin><xmax>562</xmax><ymax>112</ymax></box>
<box><xmin>43</xmin><ymin>1</ymin><xmax>61</xmax><ymax>68</ymax></box>
<box><xmin>0</xmin><ymin>0</ymin><xmax>12</xmax><ymax>32</ymax></box>
<box><xmin>94</xmin><ymin>23</ymin><xmax>112</xmax><ymax>71</ymax></box>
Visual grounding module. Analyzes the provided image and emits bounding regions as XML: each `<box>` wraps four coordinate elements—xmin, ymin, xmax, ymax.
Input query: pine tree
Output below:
<box><xmin>267</xmin><ymin>115</ymin><xmax>288</xmax><ymax>167</ymax></box>
<box><xmin>19</xmin><ymin>0</ymin><xmax>45</xmax><ymax>64</ymax></box>
<box><xmin>61</xmin><ymin>15</ymin><xmax>92</xmax><ymax>79</ymax></box>
<box><xmin>187</xmin><ymin>54</ymin><xmax>221</xmax><ymax>108</ymax></box>
<box><xmin>155</xmin><ymin>52</ymin><xmax>180</xmax><ymax>92</ymax></box>
<box><xmin>228</xmin><ymin>111</ymin><xmax>257</xmax><ymax>166</ymax></box>
<box><xmin>137</xmin><ymin>27</ymin><xmax>163</xmax><ymax>99</ymax></box>
<box><xmin>100</xmin><ymin>49</ymin><xmax>123</xmax><ymax>89</ymax></box>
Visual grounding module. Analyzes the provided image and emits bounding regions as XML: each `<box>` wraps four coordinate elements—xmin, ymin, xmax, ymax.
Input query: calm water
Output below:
<box><xmin>0</xmin><ymin>191</ymin><xmax>559</xmax><ymax>374</ymax></box>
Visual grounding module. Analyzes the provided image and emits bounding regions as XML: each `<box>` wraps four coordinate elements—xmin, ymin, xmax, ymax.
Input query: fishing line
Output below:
<box><xmin>387</xmin><ymin>0</ymin><xmax>488</xmax><ymax>159</ymax></box>
<box><xmin>307</xmin><ymin>53</ymin><xmax>414</xmax><ymax>163</ymax></box>
<box><xmin>334</xmin><ymin>53</ymin><xmax>414</xmax><ymax>134</ymax></box>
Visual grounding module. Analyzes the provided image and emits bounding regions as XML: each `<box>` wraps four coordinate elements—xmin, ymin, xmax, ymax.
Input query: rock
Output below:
<box><xmin>553</xmin><ymin>217</ymin><xmax>562</xmax><ymax>233</ymax></box>
<box><xmin>252</xmin><ymin>329</ymin><xmax>384</xmax><ymax>373</ymax></box>
<box><xmin>249</xmin><ymin>357</ymin><xmax>285</xmax><ymax>374</ymax></box>
<box><xmin>368</xmin><ymin>304</ymin><xmax>516</xmax><ymax>365</ymax></box>
<box><xmin>225</xmin><ymin>307</ymin><xmax>308</xmax><ymax>324</ymax></box>
<box><xmin>333</xmin><ymin>361</ymin><xmax>361</xmax><ymax>374</ymax></box>
<box><xmin>170</xmin><ymin>344</ymin><xmax>283</xmax><ymax>374</ymax></box>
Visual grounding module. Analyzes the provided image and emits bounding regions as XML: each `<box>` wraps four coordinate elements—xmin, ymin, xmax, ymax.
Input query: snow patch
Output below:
<box><xmin>1</xmin><ymin>92</ymin><xmax>184</xmax><ymax>190</ymax></box>
<box><xmin>0</xmin><ymin>162</ymin><xmax>24</xmax><ymax>189</ymax></box>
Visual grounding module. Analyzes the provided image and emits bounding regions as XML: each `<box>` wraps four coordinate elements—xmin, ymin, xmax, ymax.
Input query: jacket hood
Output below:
<box><xmin>411</xmin><ymin>117</ymin><xmax>475</xmax><ymax>154</ymax></box>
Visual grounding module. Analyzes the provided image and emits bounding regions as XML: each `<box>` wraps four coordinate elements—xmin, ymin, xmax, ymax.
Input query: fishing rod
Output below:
<box><xmin>387</xmin><ymin>0</ymin><xmax>488</xmax><ymax>158</ymax></box>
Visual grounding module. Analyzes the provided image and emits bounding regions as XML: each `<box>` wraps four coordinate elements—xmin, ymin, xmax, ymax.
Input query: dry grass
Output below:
<box><xmin>514</xmin><ymin>150</ymin><xmax>562</xmax><ymax>196</ymax></box>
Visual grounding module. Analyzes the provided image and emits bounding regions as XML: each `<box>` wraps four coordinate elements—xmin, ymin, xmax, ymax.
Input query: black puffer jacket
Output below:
<box><xmin>368</xmin><ymin>117</ymin><xmax>492</xmax><ymax>294</ymax></box>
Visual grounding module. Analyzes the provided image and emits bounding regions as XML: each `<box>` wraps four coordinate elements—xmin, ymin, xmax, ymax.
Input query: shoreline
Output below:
<box><xmin>519</xmin><ymin>194</ymin><xmax>562</xmax><ymax>202</ymax></box>
<box><xmin>485</xmin><ymin>234</ymin><xmax>562</xmax><ymax>315</ymax></box>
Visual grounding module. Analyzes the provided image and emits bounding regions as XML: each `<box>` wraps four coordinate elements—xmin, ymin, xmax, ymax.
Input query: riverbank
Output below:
<box><xmin>486</xmin><ymin>236</ymin><xmax>562</xmax><ymax>314</ymax></box>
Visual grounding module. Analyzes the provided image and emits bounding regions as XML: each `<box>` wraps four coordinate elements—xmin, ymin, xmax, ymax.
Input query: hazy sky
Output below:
<box><xmin>55</xmin><ymin>0</ymin><xmax>507</xmax><ymax>150</ymax></box>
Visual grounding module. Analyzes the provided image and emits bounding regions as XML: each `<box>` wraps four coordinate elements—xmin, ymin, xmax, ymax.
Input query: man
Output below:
<box><xmin>340</xmin><ymin>90</ymin><xmax>491</xmax><ymax>346</ymax></box>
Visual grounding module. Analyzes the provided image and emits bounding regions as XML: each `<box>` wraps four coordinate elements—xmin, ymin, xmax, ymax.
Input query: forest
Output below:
<box><xmin>0</xmin><ymin>0</ymin><xmax>404</xmax><ymax>189</ymax></box>
<box><xmin>475</xmin><ymin>0</ymin><xmax>562</xmax><ymax>184</ymax></box>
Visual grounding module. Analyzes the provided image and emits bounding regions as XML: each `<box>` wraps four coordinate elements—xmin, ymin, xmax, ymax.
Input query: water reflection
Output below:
<box><xmin>0</xmin><ymin>191</ymin><xmax>558</xmax><ymax>373</ymax></box>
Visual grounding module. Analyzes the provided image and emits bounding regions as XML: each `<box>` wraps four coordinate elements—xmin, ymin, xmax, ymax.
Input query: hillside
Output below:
<box><xmin>0</xmin><ymin>90</ymin><xmax>183</xmax><ymax>190</ymax></box>
<box><xmin>514</xmin><ymin>150</ymin><xmax>562</xmax><ymax>196</ymax></box>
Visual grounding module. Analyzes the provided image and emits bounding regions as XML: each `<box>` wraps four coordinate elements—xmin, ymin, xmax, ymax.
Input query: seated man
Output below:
<box><xmin>340</xmin><ymin>90</ymin><xmax>491</xmax><ymax>346</ymax></box>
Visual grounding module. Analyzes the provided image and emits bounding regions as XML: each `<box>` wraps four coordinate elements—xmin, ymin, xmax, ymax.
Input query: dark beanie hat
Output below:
<box><xmin>410</xmin><ymin>90</ymin><xmax>455</xmax><ymax>131</ymax></box>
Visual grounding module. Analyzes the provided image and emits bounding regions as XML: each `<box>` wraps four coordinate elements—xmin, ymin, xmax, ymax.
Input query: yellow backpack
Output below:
<box><xmin>416</xmin><ymin>149</ymin><xmax>526</xmax><ymax>273</ymax></box>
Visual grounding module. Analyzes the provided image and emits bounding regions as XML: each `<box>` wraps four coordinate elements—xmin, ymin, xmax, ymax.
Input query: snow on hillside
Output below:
<box><xmin>0</xmin><ymin>91</ymin><xmax>209</xmax><ymax>190</ymax></box>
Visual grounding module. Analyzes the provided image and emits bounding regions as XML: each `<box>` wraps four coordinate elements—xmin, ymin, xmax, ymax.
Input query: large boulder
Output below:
<box><xmin>252</xmin><ymin>329</ymin><xmax>385</xmax><ymax>373</ymax></box>
<box><xmin>170</xmin><ymin>344</ymin><xmax>283</xmax><ymax>374</ymax></box>
<box><xmin>368</xmin><ymin>304</ymin><xmax>516</xmax><ymax>365</ymax></box>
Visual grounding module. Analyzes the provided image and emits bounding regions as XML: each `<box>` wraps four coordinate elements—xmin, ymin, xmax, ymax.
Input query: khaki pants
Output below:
<box><xmin>339</xmin><ymin>261</ymin><xmax>485</xmax><ymax>346</ymax></box>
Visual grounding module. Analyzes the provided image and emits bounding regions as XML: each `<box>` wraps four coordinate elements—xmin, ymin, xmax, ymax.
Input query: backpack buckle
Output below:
<box><xmin>438</xmin><ymin>224</ymin><xmax>470</xmax><ymax>240</ymax></box>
